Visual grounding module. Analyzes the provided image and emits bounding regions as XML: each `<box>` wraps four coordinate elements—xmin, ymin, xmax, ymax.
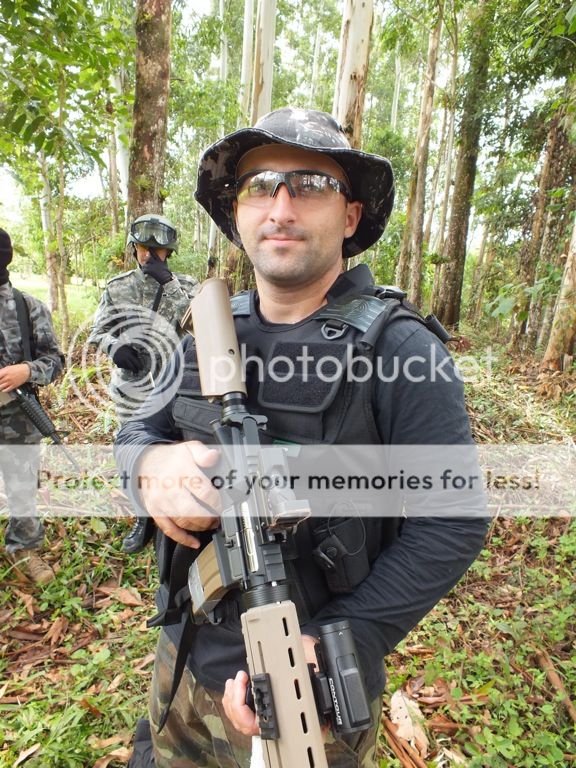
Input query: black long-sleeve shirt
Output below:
<box><xmin>115</xmin><ymin>272</ymin><xmax>488</xmax><ymax>699</ymax></box>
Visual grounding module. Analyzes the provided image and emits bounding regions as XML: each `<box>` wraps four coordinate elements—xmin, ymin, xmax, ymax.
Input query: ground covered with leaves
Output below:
<box><xmin>0</xmin><ymin>339</ymin><xmax>574</xmax><ymax>767</ymax></box>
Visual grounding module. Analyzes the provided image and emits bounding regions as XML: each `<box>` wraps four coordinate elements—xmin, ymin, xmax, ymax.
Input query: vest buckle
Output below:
<box><xmin>321</xmin><ymin>320</ymin><xmax>349</xmax><ymax>340</ymax></box>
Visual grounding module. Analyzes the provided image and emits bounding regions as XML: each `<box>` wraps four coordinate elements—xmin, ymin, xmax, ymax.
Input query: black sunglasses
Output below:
<box><xmin>236</xmin><ymin>170</ymin><xmax>351</xmax><ymax>205</ymax></box>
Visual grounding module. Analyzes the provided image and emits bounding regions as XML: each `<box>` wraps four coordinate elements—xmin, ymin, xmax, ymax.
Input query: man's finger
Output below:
<box><xmin>152</xmin><ymin>515</ymin><xmax>202</xmax><ymax>548</ymax></box>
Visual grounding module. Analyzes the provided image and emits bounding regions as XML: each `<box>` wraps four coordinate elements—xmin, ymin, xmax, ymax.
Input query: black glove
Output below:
<box><xmin>141</xmin><ymin>253</ymin><xmax>173</xmax><ymax>285</ymax></box>
<box><xmin>111</xmin><ymin>344</ymin><xmax>142</xmax><ymax>373</ymax></box>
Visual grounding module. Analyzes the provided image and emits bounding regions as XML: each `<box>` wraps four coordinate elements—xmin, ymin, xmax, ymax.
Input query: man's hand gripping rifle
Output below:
<box><xmin>183</xmin><ymin>279</ymin><xmax>372</xmax><ymax>768</ymax></box>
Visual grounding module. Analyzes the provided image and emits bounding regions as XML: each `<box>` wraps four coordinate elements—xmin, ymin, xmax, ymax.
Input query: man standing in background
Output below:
<box><xmin>0</xmin><ymin>227</ymin><xmax>63</xmax><ymax>585</ymax></box>
<box><xmin>89</xmin><ymin>213</ymin><xmax>198</xmax><ymax>553</ymax></box>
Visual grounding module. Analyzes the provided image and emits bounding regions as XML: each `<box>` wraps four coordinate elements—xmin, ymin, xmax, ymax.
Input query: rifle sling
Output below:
<box><xmin>151</xmin><ymin>285</ymin><xmax>164</xmax><ymax>314</ymax></box>
<box><xmin>157</xmin><ymin>612</ymin><xmax>196</xmax><ymax>733</ymax></box>
<box><xmin>12</xmin><ymin>287</ymin><xmax>35</xmax><ymax>361</ymax></box>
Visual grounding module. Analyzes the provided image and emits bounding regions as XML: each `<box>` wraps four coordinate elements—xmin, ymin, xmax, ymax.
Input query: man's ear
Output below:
<box><xmin>344</xmin><ymin>201</ymin><xmax>363</xmax><ymax>239</ymax></box>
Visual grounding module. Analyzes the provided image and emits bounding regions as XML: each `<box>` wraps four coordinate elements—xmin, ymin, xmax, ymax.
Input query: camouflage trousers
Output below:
<box><xmin>0</xmin><ymin>414</ymin><xmax>44</xmax><ymax>554</ymax></box>
<box><xmin>149</xmin><ymin>630</ymin><xmax>382</xmax><ymax>768</ymax></box>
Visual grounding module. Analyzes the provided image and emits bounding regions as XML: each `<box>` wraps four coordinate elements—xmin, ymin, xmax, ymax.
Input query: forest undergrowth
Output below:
<box><xmin>0</xmin><ymin>336</ymin><xmax>574</xmax><ymax>767</ymax></box>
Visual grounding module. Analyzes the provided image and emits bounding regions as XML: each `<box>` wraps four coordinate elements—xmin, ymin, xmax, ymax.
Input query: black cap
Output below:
<box><xmin>0</xmin><ymin>228</ymin><xmax>13</xmax><ymax>269</ymax></box>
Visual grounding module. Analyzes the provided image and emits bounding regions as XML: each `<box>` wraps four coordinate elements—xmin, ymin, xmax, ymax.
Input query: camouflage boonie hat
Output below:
<box><xmin>195</xmin><ymin>108</ymin><xmax>395</xmax><ymax>258</ymax></box>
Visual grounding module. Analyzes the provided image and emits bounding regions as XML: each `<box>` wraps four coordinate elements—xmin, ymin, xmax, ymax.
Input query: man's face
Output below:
<box><xmin>135</xmin><ymin>244</ymin><xmax>169</xmax><ymax>266</ymax></box>
<box><xmin>233</xmin><ymin>145</ymin><xmax>362</xmax><ymax>289</ymax></box>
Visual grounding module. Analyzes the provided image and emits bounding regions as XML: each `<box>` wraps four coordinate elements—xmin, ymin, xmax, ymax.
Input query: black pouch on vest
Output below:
<box><xmin>312</xmin><ymin>517</ymin><xmax>370</xmax><ymax>594</ymax></box>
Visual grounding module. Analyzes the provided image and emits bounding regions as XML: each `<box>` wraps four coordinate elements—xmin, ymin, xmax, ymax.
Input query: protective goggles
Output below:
<box><xmin>130</xmin><ymin>220</ymin><xmax>176</xmax><ymax>246</ymax></box>
<box><xmin>236</xmin><ymin>170</ymin><xmax>351</xmax><ymax>206</ymax></box>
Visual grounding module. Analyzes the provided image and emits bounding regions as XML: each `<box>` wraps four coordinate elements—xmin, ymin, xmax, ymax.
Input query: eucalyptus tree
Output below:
<box><xmin>395</xmin><ymin>0</ymin><xmax>443</xmax><ymax>305</ymax></box>
<box><xmin>332</xmin><ymin>0</ymin><xmax>374</xmax><ymax>148</ymax></box>
<box><xmin>542</xmin><ymin>215</ymin><xmax>576</xmax><ymax>370</ymax></box>
<box><xmin>433</xmin><ymin>0</ymin><xmax>496</xmax><ymax>328</ymax></box>
<box><xmin>504</xmin><ymin>0</ymin><xmax>576</xmax><ymax>351</ymax></box>
<box><xmin>126</xmin><ymin>0</ymin><xmax>173</xmax><ymax>233</ymax></box>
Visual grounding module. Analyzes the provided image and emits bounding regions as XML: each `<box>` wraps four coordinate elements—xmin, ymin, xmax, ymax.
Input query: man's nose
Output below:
<box><xmin>268</xmin><ymin>184</ymin><xmax>297</xmax><ymax>222</ymax></box>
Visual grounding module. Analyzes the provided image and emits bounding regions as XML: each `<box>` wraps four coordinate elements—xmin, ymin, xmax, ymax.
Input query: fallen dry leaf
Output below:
<box><xmin>389</xmin><ymin>690</ymin><xmax>429</xmax><ymax>757</ymax></box>
<box><xmin>439</xmin><ymin>746</ymin><xmax>469</xmax><ymax>765</ymax></box>
<box><xmin>44</xmin><ymin>615</ymin><xmax>69</xmax><ymax>648</ymax></box>
<box><xmin>14</xmin><ymin>743</ymin><xmax>41</xmax><ymax>766</ymax></box>
<box><xmin>88</xmin><ymin>731</ymin><xmax>132</xmax><ymax>750</ymax></box>
<box><xmin>92</xmin><ymin>746</ymin><xmax>132</xmax><ymax>767</ymax></box>
<box><xmin>134</xmin><ymin>653</ymin><xmax>155</xmax><ymax>671</ymax></box>
<box><xmin>107</xmin><ymin>673</ymin><xmax>126</xmax><ymax>692</ymax></box>
<box><xmin>97</xmin><ymin>586</ymin><xmax>143</xmax><ymax>607</ymax></box>
<box><xmin>13</xmin><ymin>589</ymin><xmax>36</xmax><ymax>619</ymax></box>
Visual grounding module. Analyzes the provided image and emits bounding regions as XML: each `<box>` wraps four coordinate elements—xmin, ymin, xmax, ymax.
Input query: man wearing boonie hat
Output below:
<box><xmin>116</xmin><ymin>108</ymin><xmax>487</xmax><ymax>767</ymax></box>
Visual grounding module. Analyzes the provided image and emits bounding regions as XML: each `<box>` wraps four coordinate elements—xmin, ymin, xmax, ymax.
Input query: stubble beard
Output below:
<box><xmin>249</xmin><ymin>233</ymin><xmax>342</xmax><ymax>289</ymax></box>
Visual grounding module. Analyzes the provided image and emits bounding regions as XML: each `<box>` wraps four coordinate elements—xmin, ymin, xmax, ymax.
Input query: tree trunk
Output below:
<box><xmin>55</xmin><ymin>155</ymin><xmax>70</xmax><ymax>346</ymax></box>
<box><xmin>541</xmin><ymin>221</ymin><xmax>576</xmax><ymax>371</ymax></box>
<box><xmin>423</xmin><ymin>102</ymin><xmax>448</xmax><ymax>250</ymax></box>
<box><xmin>509</xmin><ymin>115</ymin><xmax>560</xmax><ymax>350</ymax></box>
<box><xmin>38</xmin><ymin>151</ymin><xmax>58</xmax><ymax>313</ymax></box>
<box><xmin>527</xmin><ymin>188</ymin><xmax>576</xmax><ymax>350</ymax></box>
<box><xmin>126</xmin><ymin>0</ymin><xmax>172</xmax><ymax>245</ymax></box>
<box><xmin>431</xmin><ymin>25</ymin><xmax>458</xmax><ymax>259</ymax></box>
<box><xmin>470</xmin><ymin>230</ymin><xmax>496</xmax><ymax>325</ymax></box>
<box><xmin>396</xmin><ymin>7</ymin><xmax>443</xmax><ymax>305</ymax></box>
<box><xmin>223</xmin><ymin>0</ymin><xmax>276</xmax><ymax>292</ymax></box>
<box><xmin>332</xmin><ymin>0</ymin><xmax>373</xmax><ymax>148</ymax></box>
<box><xmin>526</xmin><ymin>208</ymin><xmax>556</xmax><ymax>351</ymax></box>
<box><xmin>110</xmin><ymin>72</ymin><xmax>130</xmax><ymax>224</ymax></box>
<box><xmin>250</xmin><ymin>0</ymin><xmax>276</xmax><ymax>123</ymax></box>
<box><xmin>390</xmin><ymin>41</ymin><xmax>401</xmax><ymax>132</ymax></box>
<box><xmin>107</xmin><ymin>127</ymin><xmax>120</xmax><ymax>236</ymax></box>
<box><xmin>433</xmin><ymin>0</ymin><xmax>493</xmax><ymax>328</ymax></box>
<box><xmin>309</xmin><ymin>0</ymin><xmax>324</xmax><ymax>106</ymax></box>
<box><xmin>206</xmin><ymin>0</ymin><xmax>230</xmax><ymax>275</ymax></box>
<box><xmin>239</xmin><ymin>0</ymin><xmax>254</xmax><ymax>121</ymax></box>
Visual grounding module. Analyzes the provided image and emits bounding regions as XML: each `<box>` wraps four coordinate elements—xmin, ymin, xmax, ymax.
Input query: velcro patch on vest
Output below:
<box><xmin>258</xmin><ymin>342</ymin><xmax>346</xmax><ymax>413</ymax></box>
<box><xmin>173</xmin><ymin>396</ymin><xmax>221</xmax><ymax>439</ymax></box>
<box><xmin>315</xmin><ymin>294</ymin><xmax>395</xmax><ymax>332</ymax></box>
<box><xmin>178</xmin><ymin>362</ymin><xmax>202</xmax><ymax>397</ymax></box>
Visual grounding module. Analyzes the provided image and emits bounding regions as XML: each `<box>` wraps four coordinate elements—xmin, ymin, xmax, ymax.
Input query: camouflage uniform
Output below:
<box><xmin>149</xmin><ymin>630</ymin><xmax>383</xmax><ymax>768</ymax></box>
<box><xmin>0</xmin><ymin>283</ymin><xmax>63</xmax><ymax>553</ymax></box>
<box><xmin>88</xmin><ymin>267</ymin><xmax>198</xmax><ymax>423</ymax></box>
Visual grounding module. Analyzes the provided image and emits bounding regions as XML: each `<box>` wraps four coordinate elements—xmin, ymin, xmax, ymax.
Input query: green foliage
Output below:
<box><xmin>364</xmin><ymin>125</ymin><xmax>413</xmax><ymax>201</ymax></box>
<box><xmin>0</xmin><ymin>518</ymin><xmax>156</xmax><ymax>768</ymax></box>
<box><xmin>0</xmin><ymin>0</ymin><xmax>128</xmax><ymax>166</ymax></box>
<box><xmin>370</xmin><ymin>211</ymin><xmax>406</xmax><ymax>285</ymax></box>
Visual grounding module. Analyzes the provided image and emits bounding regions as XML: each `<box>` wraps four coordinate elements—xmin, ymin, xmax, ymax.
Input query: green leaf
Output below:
<box><xmin>22</xmin><ymin>114</ymin><xmax>44</xmax><ymax>142</ymax></box>
<box><xmin>92</xmin><ymin>646</ymin><xmax>111</xmax><ymax>663</ymax></box>
<box><xmin>473</xmin><ymin>678</ymin><xmax>496</xmax><ymax>696</ymax></box>
<box><xmin>12</xmin><ymin>112</ymin><xmax>27</xmax><ymax>135</ymax></box>
<box><xmin>90</xmin><ymin>518</ymin><xmax>107</xmax><ymax>534</ymax></box>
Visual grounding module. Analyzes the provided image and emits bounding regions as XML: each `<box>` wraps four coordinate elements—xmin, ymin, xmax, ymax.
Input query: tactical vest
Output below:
<box><xmin>154</xmin><ymin>264</ymin><xmax>450</xmax><ymax>626</ymax></box>
<box><xmin>150</xmin><ymin>266</ymin><xmax>450</xmax><ymax>720</ymax></box>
